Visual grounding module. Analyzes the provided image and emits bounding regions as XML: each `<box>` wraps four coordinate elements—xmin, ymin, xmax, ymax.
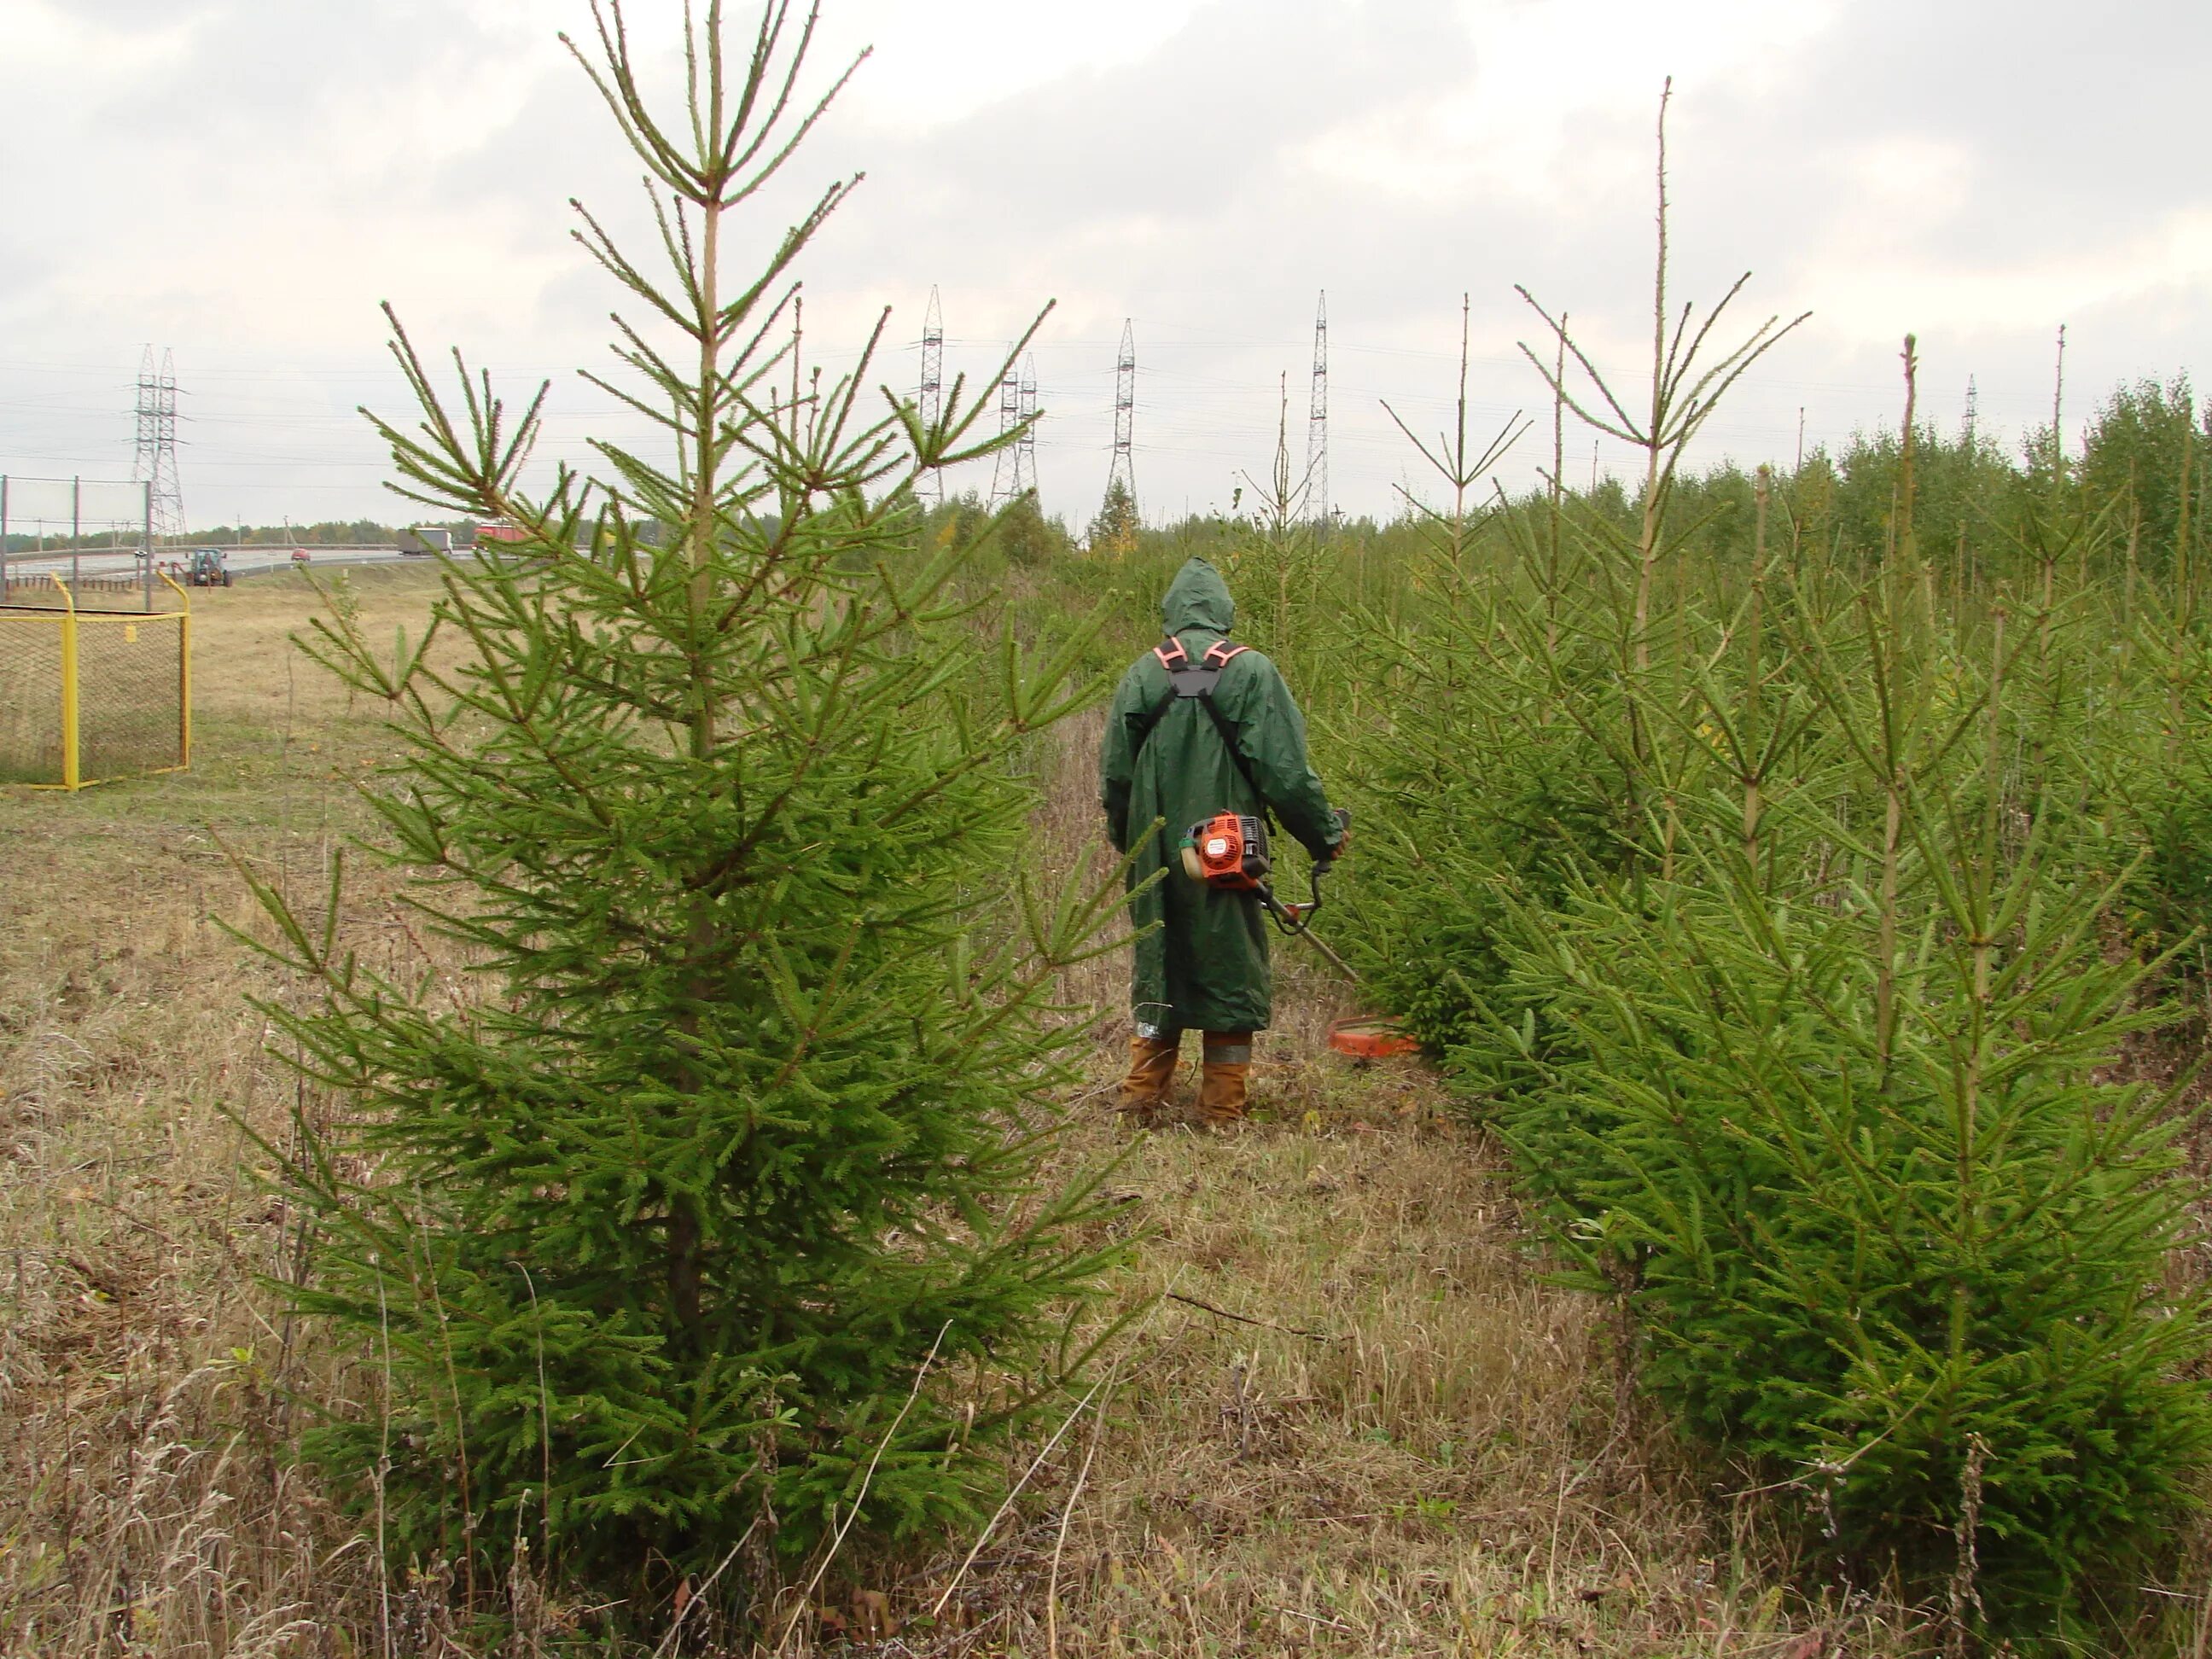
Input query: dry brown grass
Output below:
<box><xmin>0</xmin><ymin>568</ymin><xmax>439</xmax><ymax>1656</ymax></box>
<box><xmin>921</xmin><ymin>1108</ymin><xmax>1910</xmax><ymax>1658</ymax></box>
<box><xmin>0</xmin><ymin>567</ymin><xmax>1924</xmax><ymax>1656</ymax></box>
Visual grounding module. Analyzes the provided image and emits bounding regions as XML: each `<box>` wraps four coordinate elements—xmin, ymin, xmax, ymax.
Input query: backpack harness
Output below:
<box><xmin>1129</xmin><ymin>634</ymin><xmax>1342</xmax><ymax>940</ymax></box>
<box><xmin>1132</xmin><ymin>635</ymin><xmax>1266</xmax><ymax>812</ymax></box>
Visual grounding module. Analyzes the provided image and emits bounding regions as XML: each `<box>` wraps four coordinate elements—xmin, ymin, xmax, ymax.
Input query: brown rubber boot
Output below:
<box><xmin>1117</xmin><ymin>1033</ymin><xmax>1182</xmax><ymax>1120</ymax></box>
<box><xmin>1197</xmin><ymin>1032</ymin><xmax>1254</xmax><ymax>1126</ymax></box>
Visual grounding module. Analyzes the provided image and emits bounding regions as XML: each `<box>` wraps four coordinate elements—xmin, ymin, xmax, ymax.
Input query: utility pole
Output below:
<box><xmin>918</xmin><ymin>287</ymin><xmax>945</xmax><ymax>505</ymax></box>
<box><xmin>1306</xmin><ymin>290</ymin><xmax>1329</xmax><ymax>522</ymax></box>
<box><xmin>133</xmin><ymin>346</ymin><xmax>184</xmax><ymax>545</ymax></box>
<box><xmin>1106</xmin><ymin>317</ymin><xmax>1137</xmax><ymax>515</ymax></box>
<box><xmin>1963</xmin><ymin>375</ymin><xmax>1979</xmax><ymax>451</ymax></box>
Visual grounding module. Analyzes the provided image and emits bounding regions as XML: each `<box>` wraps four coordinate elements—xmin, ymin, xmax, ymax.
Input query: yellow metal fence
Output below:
<box><xmin>0</xmin><ymin>575</ymin><xmax>190</xmax><ymax>789</ymax></box>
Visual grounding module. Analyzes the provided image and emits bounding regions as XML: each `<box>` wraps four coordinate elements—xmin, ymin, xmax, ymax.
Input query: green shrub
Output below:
<box><xmin>1338</xmin><ymin>699</ymin><xmax>1623</xmax><ymax>1057</ymax></box>
<box><xmin>2122</xmin><ymin>625</ymin><xmax>2212</xmax><ymax>959</ymax></box>
<box><xmin>235</xmin><ymin>7</ymin><xmax>1132</xmax><ymax>1633</ymax></box>
<box><xmin>1457</xmin><ymin>556</ymin><xmax>2212</xmax><ymax>1635</ymax></box>
<box><xmin>1490</xmin><ymin>841</ymin><xmax>2212</xmax><ymax>1632</ymax></box>
<box><xmin>2133</xmin><ymin>742</ymin><xmax>2212</xmax><ymax>957</ymax></box>
<box><xmin>1330</xmin><ymin>178</ymin><xmax>2212</xmax><ymax>1636</ymax></box>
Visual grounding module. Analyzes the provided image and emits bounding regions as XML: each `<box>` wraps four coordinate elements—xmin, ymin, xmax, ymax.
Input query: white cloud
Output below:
<box><xmin>807</xmin><ymin>0</ymin><xmax>1214</xmax><ymax>132</ymax></box>
<box><xmin>1801</xmin><ymin>204</ymin><xmax>2212</xmax><ymax>344</ymax></box>
<box><xmin>1303</xmin><ymin>0</ymin><xmax>1845</xmax><ymax>207</ymax></box>
<box><xmin>0</xmin><ymin>0</ymin><xmax>2204</xmax><ymax>525</ymax></box>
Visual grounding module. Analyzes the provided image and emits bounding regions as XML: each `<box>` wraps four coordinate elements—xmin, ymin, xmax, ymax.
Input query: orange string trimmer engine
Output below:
<box><xmin>1182</xmin><ymin>812</ymin><xmax>1272</xmax><ymax>891</ymax></box>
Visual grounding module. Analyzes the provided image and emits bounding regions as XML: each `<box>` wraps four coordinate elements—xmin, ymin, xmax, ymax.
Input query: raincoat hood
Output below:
<box><xmin>1161</xmin><ymin>556</ymin><xmax>1236</xmax><ymax>636</ymax></box>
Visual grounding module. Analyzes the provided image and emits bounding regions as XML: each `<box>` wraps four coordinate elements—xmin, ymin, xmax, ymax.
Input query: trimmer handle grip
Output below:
<box><xmin>1320</xmin><ymin>806</ymin><xmax>1352</xmax><ymax>864</ymax></box>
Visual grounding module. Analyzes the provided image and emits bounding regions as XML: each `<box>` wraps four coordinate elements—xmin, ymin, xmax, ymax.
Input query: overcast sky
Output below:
<box><xmin>1</xmin><ymin>0</ymin><xmax>2206</xmax><ymax>533</ymax></box>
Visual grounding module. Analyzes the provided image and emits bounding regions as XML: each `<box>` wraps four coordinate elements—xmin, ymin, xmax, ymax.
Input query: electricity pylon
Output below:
<box><xmin>918</xmin><ymin>288</ymin><xmax>945</xmax><ymax>504</ymax></box>
<box><xmin>1106</xmin><ymin>318</ymin><xmax>1137</xmax><ymax>514</ymax></box>
<box><xmin>1016</xmin><ymin>352</ymin><xmax>1039</xmax><ymax>509</ymax></box>
<box><xmin>1306</xmin><ymin>292</ymin><xmax>1328</xmax><ymax>523</ymax></box>
<box><xmin>988</xmin><ymin>359</ymin><xmax>1022</xmax><ymax>509</ymax></box>
<box><xmin>133</xmin><ymin>346</ymin><xmax>184</xmax><ymax>539</ymax></box>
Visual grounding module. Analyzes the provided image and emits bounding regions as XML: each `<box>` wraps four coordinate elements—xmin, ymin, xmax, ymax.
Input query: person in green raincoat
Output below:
<box><xmin>1098</xmin><ymin>556</ymin><xmax>1346</xmax><ymax>1124</ymax></box>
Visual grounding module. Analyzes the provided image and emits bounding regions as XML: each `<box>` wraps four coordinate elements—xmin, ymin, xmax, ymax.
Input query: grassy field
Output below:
<box><xmin>1</xmin><ymin>564</ymin><xmax>1939</xmax><ymax>1656</ymax></box>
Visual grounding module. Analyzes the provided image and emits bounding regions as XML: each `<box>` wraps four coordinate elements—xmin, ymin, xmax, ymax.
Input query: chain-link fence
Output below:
<box><xmin>0</xmin><ymin>578</ymin><xmax>189</xmax><ymax>789</ymax></box>
<box><xmin>0</xmin><ymin>475</ymin><xmax>157</xmax><ymax>611</ymax></box>
<box><xmin>0</xmin><ymin>608</ymin><xmax>65</xmax><ymax>785</ymax></box>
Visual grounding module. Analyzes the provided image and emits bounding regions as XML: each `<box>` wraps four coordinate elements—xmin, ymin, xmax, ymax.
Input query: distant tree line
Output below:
<box><xmin>1625</xmin><ymin>373</ymin><xmax>2207</xmax><ymax>576</ymax></box>
<box><xmin>1084</xmin><ymin>370</ymin><xmax>2211</xmax><ymax>583</ymax></box>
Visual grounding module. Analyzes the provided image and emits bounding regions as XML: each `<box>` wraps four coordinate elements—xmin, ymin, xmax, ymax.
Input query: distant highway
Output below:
<box><xmin>0</xmin><ymin>544</ymin><xmax>475</xmax><ymax>585</ymax></box>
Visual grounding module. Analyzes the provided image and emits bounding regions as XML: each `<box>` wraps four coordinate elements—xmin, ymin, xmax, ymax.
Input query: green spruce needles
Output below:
<box><xmin>233</xmin><ymin>0</ymin><xmax>1136</xmax><ymax>1633</ymax></box>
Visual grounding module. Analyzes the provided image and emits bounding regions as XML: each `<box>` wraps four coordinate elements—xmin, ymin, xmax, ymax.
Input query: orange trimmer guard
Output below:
<box><xmin>1327</xmin><ymin>1016</ymin><xmax>1420</xmax><ymax>1060</ymax></box>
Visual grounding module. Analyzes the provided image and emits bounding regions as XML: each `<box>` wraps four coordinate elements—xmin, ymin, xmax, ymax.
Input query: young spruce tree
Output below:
<box><xmin>238</xmin><ymin>0</ymin><xmax>1134</xmax><ymax>1624</ymax></box>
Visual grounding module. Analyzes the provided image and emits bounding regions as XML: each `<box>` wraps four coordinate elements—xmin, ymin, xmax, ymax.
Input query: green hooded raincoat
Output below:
<box><xmin>1098</xmin><ymin>557</ymin><xmax>1343</xmax><ymax>1036</ymax></box>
